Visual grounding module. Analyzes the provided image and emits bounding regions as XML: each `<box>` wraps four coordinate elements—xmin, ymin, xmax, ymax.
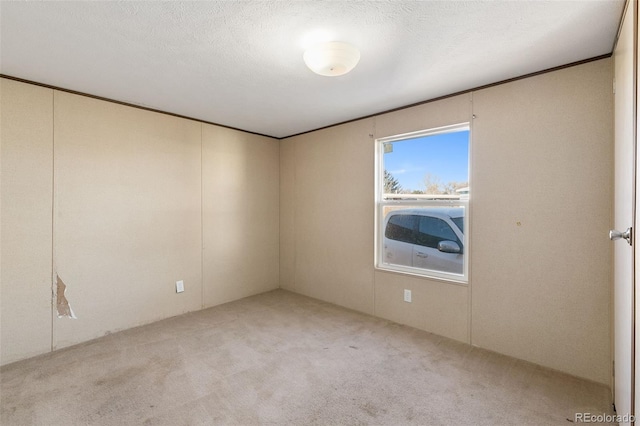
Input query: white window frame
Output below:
<box><xmin>375</xmin><ymin>123</ymin><xmax>470</xmax><ymax>284</ymax></box>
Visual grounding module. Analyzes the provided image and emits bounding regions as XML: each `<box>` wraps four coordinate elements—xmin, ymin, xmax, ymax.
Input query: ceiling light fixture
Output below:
<box><xmin>303</xmin><ymin>41</ymin><xmax>360</xmax><ymax>77</ymax></box>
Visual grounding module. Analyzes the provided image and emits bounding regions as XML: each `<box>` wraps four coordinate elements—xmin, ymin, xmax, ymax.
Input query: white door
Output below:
<box><xmin>612</xmin><ymin>1</ymin><xmax>636</xmax><ymax>424</ymax></box>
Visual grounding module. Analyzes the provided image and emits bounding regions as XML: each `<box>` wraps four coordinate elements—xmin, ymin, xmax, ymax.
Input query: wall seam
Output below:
<box><xmin>293</xmin><ymin>139</ymin><xmax>297</xmax><ymax>292</ymax></box>
<box><xmin>50</xmin><ymin>90</ymin><xmax>56</xmax><ymax>353</ymax></box>
<box><xmin>277</xmin><ymin>138</ymin><xmax>282</xmax><ymax>290</ymax></box>
<box><xmin>201</xmin><ymin>123</ymin><xmax>205</xmax><ymax>309</ymax></box>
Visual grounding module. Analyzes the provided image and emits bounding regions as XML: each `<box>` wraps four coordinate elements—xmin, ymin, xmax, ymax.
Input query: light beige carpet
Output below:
<box><xmin>1</xmin><ymin>289</ymin><xmax>613</xmax><ymax>425</ymax></box>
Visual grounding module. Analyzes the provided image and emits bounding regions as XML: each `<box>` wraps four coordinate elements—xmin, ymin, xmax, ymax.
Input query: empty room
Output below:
<box><xmin>1</xmin><ymin>1</ymin><xmax>638</xmax><ymax>425</ymax></box>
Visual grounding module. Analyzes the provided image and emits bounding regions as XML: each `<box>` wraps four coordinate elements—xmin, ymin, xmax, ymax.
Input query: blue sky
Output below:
<box><xmin>384</xmin><ymin>130</ymin><xmax>469</xmax><ymax>192</ymax></box>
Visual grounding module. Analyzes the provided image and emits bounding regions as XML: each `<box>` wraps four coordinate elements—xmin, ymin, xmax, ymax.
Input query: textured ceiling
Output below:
<box><xmin>0</xmin><ymin>1</ymin><xmax>625</xmax><ymax>138</ymax></box>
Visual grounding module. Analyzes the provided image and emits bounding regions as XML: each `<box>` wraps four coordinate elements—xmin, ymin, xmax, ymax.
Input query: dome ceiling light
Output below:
<box><xmin>303</xmin><ymin>41</ymin><xmax>360</xmax><ymax>77</ymax></box>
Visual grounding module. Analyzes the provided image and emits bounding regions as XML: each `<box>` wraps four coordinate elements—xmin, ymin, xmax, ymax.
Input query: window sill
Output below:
<box><xmin>374</xmin><ymin>265</ymin><xmax>468</xmax><ymax>287</ymax></box>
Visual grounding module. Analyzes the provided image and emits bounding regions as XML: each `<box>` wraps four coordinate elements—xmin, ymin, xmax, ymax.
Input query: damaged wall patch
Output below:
<box><xmin>56</xmin><ymin>275</ymin><xmax>77</xmax><ymax>319</ymax></box>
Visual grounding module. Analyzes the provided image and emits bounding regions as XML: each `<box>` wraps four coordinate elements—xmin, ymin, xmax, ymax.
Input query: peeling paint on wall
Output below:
<box><xmin>56</xmin><ymin>275</ymin><xmax>77</xmax><ymax>319</ymax></box>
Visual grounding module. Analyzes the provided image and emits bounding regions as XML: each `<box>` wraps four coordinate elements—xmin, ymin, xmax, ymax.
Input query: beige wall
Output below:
<box><xmin>281</xmin><ymin>59</ymin><xmax>613</xmax><ymax>384</ymax></box>
<box><xmin>281</xmin><ymin>120</ymin><xmax>376</xmax><ymax>314</ymax></box>
<box><xmin>0</xmin><ymin>79</ymin><xmax>280</xmax><ymax>364</ymax></box>
<box><xmin>1</xmin><ymin>79</ymin><xmax>54</xmax><ymax>364</ymax></box>
<box><xmin>471</xmin><ymin>59</ymin><xmax>612</xmax><ymax>384</ymax></box>
<box><xmin>53</xmin><ymin>92</ymin><xmax>203</xmax><ymax>348</ymax></box>
<box><xmin>202</xmin><ymin>124</ymin><xmax>280</xmax><ymax>307</ymax></box>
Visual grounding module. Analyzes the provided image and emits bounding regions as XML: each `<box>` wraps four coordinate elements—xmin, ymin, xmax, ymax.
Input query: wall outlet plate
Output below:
<box><xmin>404</xmin><ymin>289</ymin><xmax>412</xmax><ymax>303</ymax></box>
<box><xmin>176</xmin><ymin>280</ymin><xmax>184</xmax><ymax>293</ymax></box>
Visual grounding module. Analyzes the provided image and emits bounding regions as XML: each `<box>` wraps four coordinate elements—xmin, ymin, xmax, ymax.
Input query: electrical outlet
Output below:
<box><xmin>176</xmin><ymin>280</ymin><xmax>184</xmax><ymax>293</ymax></box>
<box><xmin>404</xmin><ymin>289</ymin><xmax>412</xmax><ymax>303</ymax></box>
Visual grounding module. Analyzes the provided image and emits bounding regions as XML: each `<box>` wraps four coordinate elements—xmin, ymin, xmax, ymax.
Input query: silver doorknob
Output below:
<box><xmin>609</xmin><ymin>227</ymin><xmax>632</xmax><ymax>245</ymax></box>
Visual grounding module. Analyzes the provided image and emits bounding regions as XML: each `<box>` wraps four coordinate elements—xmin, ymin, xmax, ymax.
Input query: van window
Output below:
<box><xmin>451</xmin><ymin>217</ymin><xmax>464</xmax><ymax>233</ymax></box>
<box><xmin>416</xmin><ymin>217</ymin><xmax>458</xmax><ymax>248</ymax></box>
<box><xmin>385</xmin><ymin>215</ymin><xmax>417</xmax><ymax>244</ymax></box>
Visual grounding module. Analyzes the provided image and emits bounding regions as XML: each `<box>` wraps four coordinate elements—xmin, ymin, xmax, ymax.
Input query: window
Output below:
<box><xmin>375</xmin><ymin>124</ymin><xmax>470</xmax><ymax>282</ymax></box>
